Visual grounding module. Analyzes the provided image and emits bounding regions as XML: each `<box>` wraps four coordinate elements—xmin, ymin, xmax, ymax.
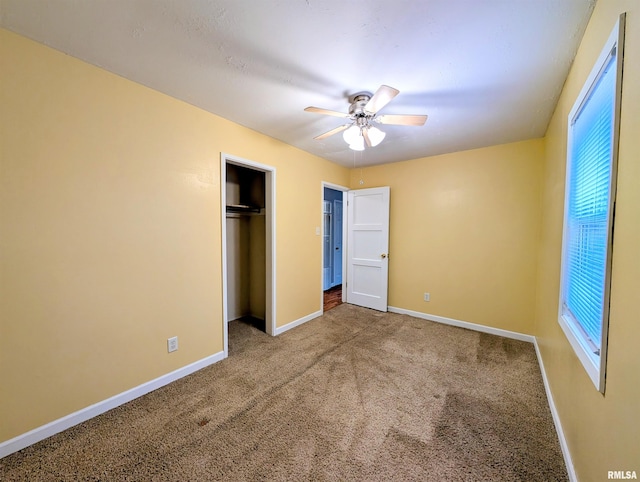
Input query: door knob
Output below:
<box><xmin>381</xmin><ymin>254</ymin><xmax>387</xmax><ymax>258</ymax></box>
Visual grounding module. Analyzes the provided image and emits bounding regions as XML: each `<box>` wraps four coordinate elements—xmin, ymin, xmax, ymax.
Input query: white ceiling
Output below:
<box><xmin>0</xmin><ymin>0</ymin><xmax>595</xmax><ymax>167</ymax></box>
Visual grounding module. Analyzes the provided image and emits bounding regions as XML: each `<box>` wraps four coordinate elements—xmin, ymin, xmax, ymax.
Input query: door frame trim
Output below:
<box><xmin>221</xmin><ymin>153</ymin><xmax>276</xmax><ymax>357</ymax></box>
<box><xmin>321</xmin><ymin>182</ymin><xmax>348</xmax><ymax>311</ymax></box>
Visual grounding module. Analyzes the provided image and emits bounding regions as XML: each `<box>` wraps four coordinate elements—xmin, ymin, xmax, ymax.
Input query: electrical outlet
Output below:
<box><xmin>423</xmin><ymin>292</ymin><xmax>430</xmax><ymax>302</ymax></box>
<box><xmin>167</xmin><ymin>336</ymin><xmax>178</xmax><ymax>353</ymax></box>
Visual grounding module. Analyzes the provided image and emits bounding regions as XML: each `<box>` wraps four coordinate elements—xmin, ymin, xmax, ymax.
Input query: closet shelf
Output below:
<box><xmin>226</xmin><ymin>204</ymin><xmax>263</xmax><ymax>215</ymax></box>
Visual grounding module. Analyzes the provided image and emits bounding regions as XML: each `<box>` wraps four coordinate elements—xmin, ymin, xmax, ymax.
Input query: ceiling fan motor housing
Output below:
<box><xmin>348</xmin><ymin>92</ymin><xmax>373</xmax><ymax>117</ymax></box>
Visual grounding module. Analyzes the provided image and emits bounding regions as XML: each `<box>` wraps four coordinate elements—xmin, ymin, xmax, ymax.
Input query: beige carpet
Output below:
<box><xmin>0</xmin><ymin>304</ymin><xmax>567</xmax><ymax>481</ymax></box>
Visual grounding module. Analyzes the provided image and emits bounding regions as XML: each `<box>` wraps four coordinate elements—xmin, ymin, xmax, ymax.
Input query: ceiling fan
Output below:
<box><xmin>304</xmin><ymin>85</ymin><xmax>427</xmax><ymax>150</ymax></box>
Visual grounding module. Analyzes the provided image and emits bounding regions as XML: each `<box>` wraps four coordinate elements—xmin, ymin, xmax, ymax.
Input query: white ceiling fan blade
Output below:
<box><xmin>376</xmin><ymin>114</ymin><xmax>428</xmax><ymax>126</ymax></box>
<box><xmin>364</xmin><ymin>85</ymin><xmax>400</xmax><ymax>114</ymax></box>
<box><xmin>362</xmin><ymin>128</ymin><xmax>372</xmax><ymax>148</ymax></box>
<box><xmin>304</xmin><ymin>106</ymin><xmax>350</xmax><ymax>118</ymax></box>
<box><xmin>314</xmin><ymin>124</ymin><xmax>350</xmax><ymax>140</ymax></box>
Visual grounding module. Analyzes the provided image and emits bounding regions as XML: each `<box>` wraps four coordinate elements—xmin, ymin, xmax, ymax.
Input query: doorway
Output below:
<box><xmin>322</xmin><ymin>183</ymin><xmax>347</xmax><ymax>312</ymax></box>
<box><xmin>221</xmin><ymin>154</ymin><xmax>275</xmax><ymax>358</ymax></box>
<box><xmin>320</xmin><ymin>185</ymin><xmax>391</xmax><ymax>313</ymax></box>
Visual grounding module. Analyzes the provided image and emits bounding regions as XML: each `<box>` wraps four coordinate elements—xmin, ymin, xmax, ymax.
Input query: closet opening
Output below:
<box><xmin>221</xmin><ymin>154</ymin><xmax>275</xmax><ymax>357</ymax></box>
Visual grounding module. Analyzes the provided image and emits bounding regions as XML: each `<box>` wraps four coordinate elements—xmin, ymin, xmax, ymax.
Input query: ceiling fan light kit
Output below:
<box><xmin>345</xmin><ymin>132</ymin><xmax>365</xmax><ymax>151</ymax></box>
<box><xmin>343</xmin><ymin>125</ymin><xmax>362</xmax><ymax>148</ymax></box>
<box><xmin>305</xmin><ymin>85</ymin><xmax>427</xmax><ymax>150</ymax></box>
<box><xmin>367</xmin><ymin>126</ymin><xmax>386</xmax><ymax>146</ymax></box>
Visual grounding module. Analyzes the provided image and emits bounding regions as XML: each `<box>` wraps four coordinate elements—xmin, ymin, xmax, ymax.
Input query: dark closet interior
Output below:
<box><xmin>226</xmin><ymin>163</ymin><xmax>266</xmax><ymax>331</ymax></box>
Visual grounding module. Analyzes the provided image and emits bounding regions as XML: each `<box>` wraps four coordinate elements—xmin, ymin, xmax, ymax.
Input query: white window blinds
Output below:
<box><xmin>563</xmin><ymin>51</ymin><xmax>616</xmax><ymax>353</ymax></box>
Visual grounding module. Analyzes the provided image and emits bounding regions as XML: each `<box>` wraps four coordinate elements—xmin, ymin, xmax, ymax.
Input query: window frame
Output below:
<box><xmin>558</xmin><ymin>14</ymin><xmax>625</xmax><ymax>394</ymax></box>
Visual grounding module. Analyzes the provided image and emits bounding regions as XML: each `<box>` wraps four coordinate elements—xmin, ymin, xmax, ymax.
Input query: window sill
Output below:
<box><xmin>558</xmin><ymin>314</ymin><xmax>604</xmax><ymax>393</ymax></box>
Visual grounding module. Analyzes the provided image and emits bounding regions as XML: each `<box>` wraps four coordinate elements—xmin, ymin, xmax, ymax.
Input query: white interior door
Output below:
<box><xmin>346</xmin><ymin>187</ymin><xmax>390</xmax><ymax>312</ymax></box>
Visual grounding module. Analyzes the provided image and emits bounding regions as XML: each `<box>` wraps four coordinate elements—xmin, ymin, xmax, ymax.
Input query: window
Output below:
<box><xmin>559</xmin><ymin>15</ymin><xmax>625</xmax><ymax>393</ymax></box>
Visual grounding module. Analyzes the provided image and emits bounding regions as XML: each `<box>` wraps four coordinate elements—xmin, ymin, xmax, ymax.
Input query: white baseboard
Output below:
<box><xmin>274</xmin><ymin>310</ymin><xmax>322</xmax><ymax>335</ymax></box>
<box><xmin>387</xmin><ymin>306</ymin><xmax>535</xmax><ymax>343</ymax></box>
<box><xmin>0</xmin><ymin>350</ymin><xmax>226</xmax><ymax>459</ymax></box>
<box><xmin>533</xmin><ymin>339</ymin><xmax>577</xmax><ymax>482</ymax></box>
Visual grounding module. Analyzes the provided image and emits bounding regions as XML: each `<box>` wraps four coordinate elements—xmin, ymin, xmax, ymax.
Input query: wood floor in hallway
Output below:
<box><xmin>323</xmin><ymin>285</ymin><xmax>342</xmax><ymax>312</ymax></box>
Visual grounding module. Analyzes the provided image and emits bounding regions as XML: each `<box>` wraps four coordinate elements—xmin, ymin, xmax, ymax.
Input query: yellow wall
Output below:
<box><xmin>3</xmin><ymin>1</ymin><xmax>639</xmax><ymax>474</ymax></box>
<box><xmin>0</xmin><ymin>28</ymin><xmax>349</xmax><ymax>442</ymax></box>
<box><xmin>535</xmin><ymin>1</ymin><xmax>640</xmax><ymax>479</ymax></box>
<box><xmin>350</xmin><ymin>139</ymin><xmax>543</xmax><ymax>335</ymax></box>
